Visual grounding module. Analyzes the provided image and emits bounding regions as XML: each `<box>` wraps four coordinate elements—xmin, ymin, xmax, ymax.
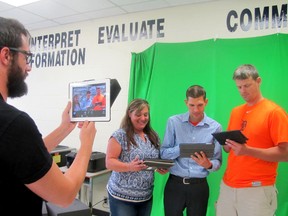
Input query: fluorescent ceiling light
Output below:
<box><xmin>0</xmin><ymin>0</ymin><xmax>40</xmax><ymax>7</ymax></box>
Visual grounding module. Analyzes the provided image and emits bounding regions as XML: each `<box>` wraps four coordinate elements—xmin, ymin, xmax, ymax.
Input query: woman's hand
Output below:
<box><xmin>127</xmin><ymin>156</ymin><xmax>147</xmax><ymax>171</ymax></box>
<box><xmin>155</xmin><ymin>168</ymin><xmax>169</xmax><ymax>175</ymax></box>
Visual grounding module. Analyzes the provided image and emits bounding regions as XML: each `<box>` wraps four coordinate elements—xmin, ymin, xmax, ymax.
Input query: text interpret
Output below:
<box><xmin>226</xmin><ymin>4</ymin><xmax>288</xmax><ymax>32</ymax></box>
<box><xmin>98</xmin><ymin>18</ymin><xmax>165</xmax><ymax>44</ymax></box>
<box><xmin>30</xmin><ymin>30</ymin><xmax>85</xmax><ymax>68</ymax></box>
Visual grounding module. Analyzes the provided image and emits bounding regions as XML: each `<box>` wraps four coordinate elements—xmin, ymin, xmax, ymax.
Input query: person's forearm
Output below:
<box><xmin>63</xmin><ymin>145</ymin><xmax>93</xmax><ymax>189</ymax></box>
<box><xmin>106</xmin><ymin>158</ymin><xmax>132</xmax><ymax>172</ymax></box>
<box><xmin>246</xmin><ymin>143</ymin><xmax>288</xmax><ymax>162</ymax></box>
<box><xmin>44</xmin><ymin>125</ymin><xmax>73</xmax><ymax>152</ymax></box>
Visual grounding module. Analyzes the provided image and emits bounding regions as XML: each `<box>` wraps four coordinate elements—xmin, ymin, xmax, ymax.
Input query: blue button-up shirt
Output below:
<box><xmin>160</xmin><ymin>112</ymin><xmax>222</xmax><ymax>178</ymax></box>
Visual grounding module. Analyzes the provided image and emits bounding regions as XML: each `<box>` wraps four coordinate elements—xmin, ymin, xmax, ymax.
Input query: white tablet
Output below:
<box><xmin>69</xmin><ymin>79</ymin><xmax>111</xmax><ymax>122</ymax></box>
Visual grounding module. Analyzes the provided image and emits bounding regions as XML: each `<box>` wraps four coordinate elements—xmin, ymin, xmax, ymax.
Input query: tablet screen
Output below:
<box><xmin>69</xmin><ymin>79</ymin><xmax>111</xmax><ymax>122</ymax></box>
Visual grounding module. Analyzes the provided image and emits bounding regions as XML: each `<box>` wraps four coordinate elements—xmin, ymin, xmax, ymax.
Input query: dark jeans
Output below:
<box><xmin>164</xmin><ymin>174</ymin><xmax>209</xmax><ymax>216</ymax></box>
<box><xmin>108</xmin><ymin>193</ymin><xmax>152</xmax><ymax>216</ymax></box>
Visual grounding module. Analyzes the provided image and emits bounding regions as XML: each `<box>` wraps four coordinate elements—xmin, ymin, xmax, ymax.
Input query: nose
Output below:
<box><xmin>239</xmin><ymin>87</ymin><xmax>246</xmax><ymax>94</ymax></box>
<box><xmin>141</xmin><ymin>115</ymin><xmax>148</xmax><ymax>122</ymax></box>
<box><xmin>26</xmin><ymin>64</ymin><xmax>32</xmax><ymax>72</ymax></box>
<box><xmin>192</xmin><ymin>106</ymin><xmax>199</xmax><ymax>112</ymax></box>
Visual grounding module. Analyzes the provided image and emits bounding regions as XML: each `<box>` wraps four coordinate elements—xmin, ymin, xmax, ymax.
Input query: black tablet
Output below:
<box><xmin>143</xmin><ymin>158</ymin><xmax>175</xmax><ymax>170</ymax></box>
<box><xmin>179</xmin><ymin>143</ymin><xmax>215</xmax><ymax>158</ymax></box>
<box><xmin>212</xmin><ymin>130</ymin><xmax>248</xmax><ymax>145</ymax></box>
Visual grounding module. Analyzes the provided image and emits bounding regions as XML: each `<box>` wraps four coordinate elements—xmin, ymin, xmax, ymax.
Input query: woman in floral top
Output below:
<box><xmin>106</xmin><ymin>98</ymin><xmax>168</xmax><ymax>216</ymax></box>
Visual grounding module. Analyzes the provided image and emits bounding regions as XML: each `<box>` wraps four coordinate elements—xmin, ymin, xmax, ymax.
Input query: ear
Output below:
<box><xmin>0</xmin><ymin>47</ymin><xmax>11</xmax><ymax>66</ymax></box>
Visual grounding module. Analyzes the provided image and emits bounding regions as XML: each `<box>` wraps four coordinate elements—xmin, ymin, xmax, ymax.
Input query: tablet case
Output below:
<box><xmin>143</xmin><ymin>158</ymin><xmax>175</xmax><ymax>170</ymax></box>
<box><xmin>212</xmin><ymin>130</ymin><xmax>248</xmax><ymax>145</ymax></box>
<box><xmin>179</xmin><ymin>143</ymin><xmax>215</xmax><ymax>158</ymax></box>
<box><xmin>110</xmin><ymin>79</ymin><xmax>121</xmax><ymax>107</ymax></box>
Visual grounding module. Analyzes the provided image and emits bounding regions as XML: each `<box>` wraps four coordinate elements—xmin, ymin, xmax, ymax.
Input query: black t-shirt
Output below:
<box><xmin>0</xmin><ymin>95</ymin><xmax>53</xmax><ymax>215</ymax></box>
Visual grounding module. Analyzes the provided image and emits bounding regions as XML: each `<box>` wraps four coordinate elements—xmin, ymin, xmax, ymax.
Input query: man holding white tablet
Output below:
<box><xmin>0</xmin><ymin>17</ymin><xmax>96</xmax><ymax>215</ymax></box>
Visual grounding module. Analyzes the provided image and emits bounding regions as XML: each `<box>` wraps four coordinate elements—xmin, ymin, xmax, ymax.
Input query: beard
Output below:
<box><xmin>7</xmin><ymin>58</ymin><xmax>28</xmax><ymax>98</ymax></box>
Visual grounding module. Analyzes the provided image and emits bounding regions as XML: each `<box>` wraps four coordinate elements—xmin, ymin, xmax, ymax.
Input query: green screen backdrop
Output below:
<box><xmin>128</xmin><ymin>33</ymin><xmax>288</xmax><ymax>216</ymax></box>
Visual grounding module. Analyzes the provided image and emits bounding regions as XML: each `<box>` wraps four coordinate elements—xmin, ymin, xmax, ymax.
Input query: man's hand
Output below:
<box><xmin>225</xmin><ymin>139</ymin><xmax>247</xmax><ymax>155</ymax></box>
<box><xmin>62</xmin><ymin>102</ymin><xmax>77</xmax><ymax>132</ymax></box>
<box><xmin>191</xmin><ymin>151</ymin><xmax>213</xmax><ymax>169</ymax></box>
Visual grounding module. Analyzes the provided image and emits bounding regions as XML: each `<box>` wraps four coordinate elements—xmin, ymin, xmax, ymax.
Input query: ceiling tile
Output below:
<box><xmin>110</xmin><ymin>0</ymin><xmax>154</xmax><ymax>6</ymax></box>
<box><xmin>0</xmin><ymin>0</ymin><xmax>218</xmax><ymax>31</ymax></box>
<box><xmin>20</xmin><ymin>0</ymin><xmax>78</xmax><ymax>19</ymax></box>
<box><xmin>0</xmin><ymin>1</ymin><xmax>14</xmax><ymax>11</ymax></box>
<box><xmin>83</xmin><ymin>7</ymin><xmax>126</xmax><ymax>19</ymax></box>
<box><xmin>51</xmin><ymin>0</ymin><xmax>115</xmax><ymax>13</ymax></box>
<box><xmin>121</xmin><ymin>0</ymin><xmax>169</xmax><ymax>13</ymax></box>
<box><xmin>0</xmin><ymin>8</ymin><xmax>45</xmax><ymax>25</ymax></box>
<box><xmin>165</xmin><ymin>0</ymin><xmax>215</xmax><ymax>6</ymax></box>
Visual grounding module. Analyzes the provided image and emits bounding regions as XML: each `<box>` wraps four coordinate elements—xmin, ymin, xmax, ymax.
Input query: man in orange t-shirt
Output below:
<box><xmin>216</xmin><ymin>64</ymin><xmax>288</xmax><ymax>216</ymax></box>
<box><xmin>92</xmin><ymin>87</ymin><xmax>106</xmax><ymax>111</ymax></box>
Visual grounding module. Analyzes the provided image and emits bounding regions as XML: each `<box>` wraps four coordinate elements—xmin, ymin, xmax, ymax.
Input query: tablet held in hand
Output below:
<box><xmin>212</xmin><ymin>130</ymin><xmax>248</xmax><ymax>145</ymax></box>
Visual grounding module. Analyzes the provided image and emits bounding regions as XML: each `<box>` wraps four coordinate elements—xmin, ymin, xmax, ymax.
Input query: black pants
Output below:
<box><xmin>164</xmin><ymin>174</ymin><xmax>209</xmax><ymax>216</ymax></box>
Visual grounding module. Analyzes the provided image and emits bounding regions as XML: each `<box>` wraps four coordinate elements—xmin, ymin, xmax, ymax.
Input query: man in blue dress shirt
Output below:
<box><xmin>160</xmin><ymin>85</ymin><xmax>222</xmax><ymax>216</ymax></box>
<box><xmin>81</xmin><ymin>90</ymin><xmax>93</xmax><ymax>111</ymax></box>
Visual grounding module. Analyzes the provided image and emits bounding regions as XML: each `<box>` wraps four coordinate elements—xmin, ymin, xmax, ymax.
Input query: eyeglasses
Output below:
<box><xmin>8</xmin><ymin>47</ymin><xmax>33</xmax><ymax>64</ymax></box>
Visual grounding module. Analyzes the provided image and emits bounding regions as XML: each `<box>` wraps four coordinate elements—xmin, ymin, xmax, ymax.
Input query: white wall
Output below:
<box><xmin>8</xmin><ymin>0</ymin><xmax>288</xmax><ymax>153</ymax></box>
